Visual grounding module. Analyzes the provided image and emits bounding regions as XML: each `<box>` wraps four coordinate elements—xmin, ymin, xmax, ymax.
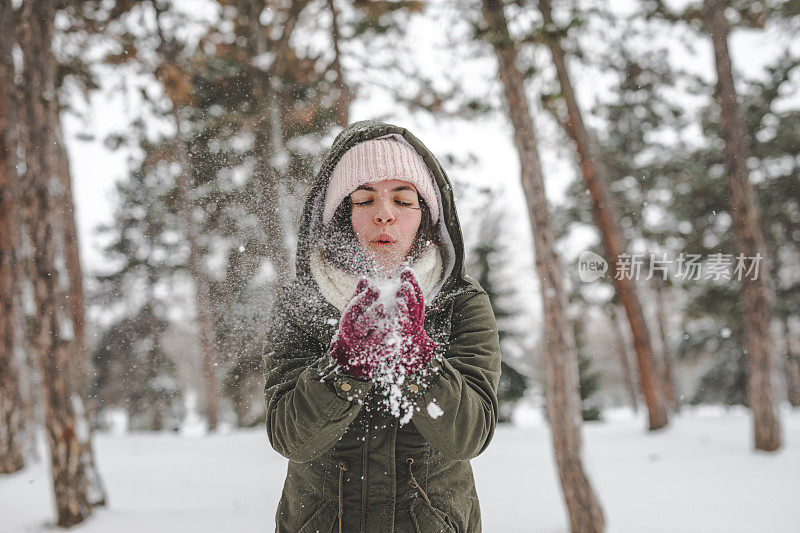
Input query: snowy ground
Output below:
<box><xmin>2</xmin><ymin>406</ymin><xmax>798</xmax><ymax>533</ymax></box>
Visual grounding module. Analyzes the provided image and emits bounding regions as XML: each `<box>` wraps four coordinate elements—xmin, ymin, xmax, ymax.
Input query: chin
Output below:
<box><xmin>373</xmin><ymin>256</ymin><xmax>401</xmax><ymax>273</ymax></box>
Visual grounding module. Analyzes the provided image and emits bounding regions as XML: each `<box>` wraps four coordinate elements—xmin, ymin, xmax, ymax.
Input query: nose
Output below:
<box><xmin>373</xmin><ymin>198</ymin><xmax>395</xmax><ymax>224</ymax></box>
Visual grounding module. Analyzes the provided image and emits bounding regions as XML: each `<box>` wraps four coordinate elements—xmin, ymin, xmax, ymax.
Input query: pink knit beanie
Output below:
<box><xmin>322</xmin><ymin>136</ymin><xmax>440</xmax><ymax>225</ymax></box>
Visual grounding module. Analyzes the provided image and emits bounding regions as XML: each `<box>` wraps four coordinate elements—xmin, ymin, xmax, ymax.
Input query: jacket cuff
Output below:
<box><xmin>315</xmin><ymin>348</ymin><xmax>374</xmax><ymax>403</ymax></box>
<box><xmin>400</xmin><ymin>353</ymin><xmax>445</xmax><ymax>403</ymax></box>
<box><xmin>331</xmin><ymin>375</ymin><xmax>372</xmax><ymax>403</ymax></box>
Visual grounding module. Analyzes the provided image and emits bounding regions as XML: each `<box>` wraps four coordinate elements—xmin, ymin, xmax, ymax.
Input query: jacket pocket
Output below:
<box><xmin>297</xmin><ymin>501</ymin><xmax>337</xmax><ymax>533</ymax></box>
<box><xmin>409</xmin><ymin>498</ymin><xmax>458</xmax><ymax>533</ymax></box>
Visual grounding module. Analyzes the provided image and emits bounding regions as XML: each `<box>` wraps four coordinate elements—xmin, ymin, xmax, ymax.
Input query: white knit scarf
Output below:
<box><xmin>309</xmin><ymin>243</ymin><xmax>444</xmax><ymax>312</ymax></box>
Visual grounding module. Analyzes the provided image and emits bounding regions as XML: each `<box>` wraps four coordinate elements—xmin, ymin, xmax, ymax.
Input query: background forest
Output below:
<box><xmin>1</xmin><ymin>0</ymin><xmax>798</xmax><ymax>531</ymax></box>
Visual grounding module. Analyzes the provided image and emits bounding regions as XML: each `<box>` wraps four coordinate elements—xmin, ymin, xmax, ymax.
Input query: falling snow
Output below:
<box><xmin>426</xmin><ymin>400</ymin><xmax>443</xmax><ymax>419</ymax></box>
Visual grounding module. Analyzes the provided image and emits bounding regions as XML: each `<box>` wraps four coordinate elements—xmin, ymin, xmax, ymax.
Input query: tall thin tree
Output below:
<box><xmin>327</xmin><ymin>0</ymin><xmax>351</xmax><ymax>127</ymax></box>
<box><xmin>784</xmin><ymin>318</ymin><xmax>800</xmax><ymax>408</ymax></box>
<box><xmin>609</xmin><ymin>303</ymin><xmax>639</xmax><ymax>413</ymax></box>
<box><xmin>704</xmin><ymin>0</ymin><xmax>781</xmax><ymax>451</ymax></box>
<box><xmin>536</xmin><ymin>0</ymin><xmax>668</xmax><ymax>430</ymax></box>
<box><xmin>651</xmin><ymin>275</ymin><xmax>679</xmax><ymax>411</ymax></box>
<box><xmin>240</xmin><ymin>0</ymin><xmax>311</xmax><ymax>284</ymax></box>
<box><xmin>0</xmin><ymin>0</ymin><xmax>25</xmax><ymax>475</ymax></box>
<box><xmin>480</xmin><ymin>1</ymin><xmax>605</xmax><ymax>531</ymax></box>
<box><xmin>19</xmin><ymin>0</ymin><xmax>94</xmax><ymax>525</ymax></box>
<box><xmin>153</xmin><ymin>4</ymin><xmax>222</xmax><ymax>431</ymax></box>
<box><xmin>54</xmin><ymin>124</ymin><xmax>108</xmax><ymax>505</ymax></box>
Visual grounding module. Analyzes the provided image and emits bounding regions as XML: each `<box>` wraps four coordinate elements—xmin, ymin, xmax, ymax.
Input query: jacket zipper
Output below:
<box><xmin>338</xmin><ymin>460</ymin><xmax>348</xmax><ymax>533</ymax></box>
<box><xmin>360</xmin><ymin>417</ymin><xmax>370</xmax><ymax>532</ymax></box>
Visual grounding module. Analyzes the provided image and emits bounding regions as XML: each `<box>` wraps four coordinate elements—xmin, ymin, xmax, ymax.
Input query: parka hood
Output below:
<box><xmin>295</xmin><ymin>120</ymin><xmax>470</xmax><ymax>306</ymax></box>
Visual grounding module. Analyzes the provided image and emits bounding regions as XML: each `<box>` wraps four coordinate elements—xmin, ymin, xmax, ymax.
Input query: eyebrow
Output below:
<box><xmin>355</xmin><ymin>185</ymin><xmax>416</xmax><ymax>192</ymax></box>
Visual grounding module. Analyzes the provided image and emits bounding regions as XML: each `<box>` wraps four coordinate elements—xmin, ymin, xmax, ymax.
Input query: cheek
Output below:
<box><xmin>350</xmin><ymin>212</ymin><xmax>370</xmax><ymax>238</ymax></box>
<box><xmin>402</xmin><ymin>214</ymin><xmax>422</xmax><ymax>242</ymax></box>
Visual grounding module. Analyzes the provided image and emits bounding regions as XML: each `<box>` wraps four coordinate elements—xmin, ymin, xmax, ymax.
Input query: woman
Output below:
<box><xmin>263</xmin><ymin>119</ymin><xmax>502</xmax><ymax>532</ymax></box>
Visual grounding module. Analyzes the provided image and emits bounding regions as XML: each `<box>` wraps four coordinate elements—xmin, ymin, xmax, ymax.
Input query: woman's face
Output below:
<box><xmin>350</xmin><ymin>179</ymin><xmax>422</xmax><ymax>275</ymax></box>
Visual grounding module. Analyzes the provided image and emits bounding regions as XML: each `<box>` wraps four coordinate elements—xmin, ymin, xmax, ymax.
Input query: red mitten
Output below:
<box><xmin>330</xmin><ymin>278</ymin><xmax>390</xmax><ymax>379</ymax></box>
<box><xmin>392</xmin><ymin>268</ymin><xmax>437</xmax><ymax>375</ymax></box>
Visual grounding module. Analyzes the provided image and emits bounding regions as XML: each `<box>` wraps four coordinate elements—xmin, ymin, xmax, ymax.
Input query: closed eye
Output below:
<box><xmin>352</xmin><ymin>199</ymin><xmax>416</xmax><ymax>207</ymax></box>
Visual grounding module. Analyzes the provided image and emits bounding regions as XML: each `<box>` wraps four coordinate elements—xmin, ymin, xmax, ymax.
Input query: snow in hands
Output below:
<box><xmin>330</xmin><ymin>266</ymin><xmax>438</xmax><ymax>425</ymax></box>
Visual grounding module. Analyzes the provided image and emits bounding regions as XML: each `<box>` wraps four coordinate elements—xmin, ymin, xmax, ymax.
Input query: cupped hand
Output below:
<box><xmin>391</xmin><ymin>267</ymin><xmax>437</xmax><ymax>375</ymax></box>
<box><xmin>330</xmin><ymin>278</ymin><xmax>390</xmax><ymax>379</ymax></box>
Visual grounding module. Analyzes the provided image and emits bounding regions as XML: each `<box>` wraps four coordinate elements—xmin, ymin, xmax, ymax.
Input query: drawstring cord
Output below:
<box><xmin>338</xmin><ymin>460</ymin><xmax>348</xmax><ymax>533</ymax></box>
<box><xmin>406</xmin><ymin>457</ymin><xmax>432</xmax><ymax>506</ymax></box>
<box><xmin>337</xmin><ymin>457</ymin><xmax>430</xmax><ymax>532</ymax></box>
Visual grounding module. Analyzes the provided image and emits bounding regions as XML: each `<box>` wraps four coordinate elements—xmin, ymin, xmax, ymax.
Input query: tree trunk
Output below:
<box><xmin>20</xmin><ymin>0</ymin><xmax>92</xmax><ymax>525</ymax></box>
<box><xmin>610</xmin><ymin>304</ymin><xmax>639</xmax><ymax>413</ymax></box>
<box><xmin>538</xmin><ymin>0</ymin><xmax>667</xmax><ymax>430</ymax></box>
<box><xmin>172</xmin><ymin>107</ymin><xmax>220</xmax><ymax>432</ymax></box>
<box><xmin>782</xmin><ymin>317</ymin><xmax>800</xmax><ymax>408</ymax></box>
<box><xmin>704</xmin><ymin>0</ymin><xmax>781</xmax><ymax>451</ymax></box>
<box><xmin>230</xmin><ymin>380</ymin><xmax>248</xmax><ymax>428</ymax></box>
<box><xmin>12</xmin><ymin>233</ymin><xmax>39</xmax><ymax>463</ymax></box>
<box><xmin>11</xmin><ymin>8</ymin><xmax>39</xmax><ymax>457</ymax></box>
<box><xmin>327</xmin><ymin>0</ymin><xmax>351</xmax><ymax>127</ymax></box>
<box><xmin>152</xmin><ymin>5</ymin><xmax>221</xmax><ymax>432</ymax></box>
<box><xmin>481</xmin><ymin>1</ymin><xmax>605</xmax><ymax>531</ymax></box>
<box><xmin>54</xmin><ymin>131</ymin><xmax>88</xmax><ymax>388</ymax></box>
<box><xmin>243</xmin><ymin>0</ymin><xmax>310</xmax><ymax>285</ymax></box>
<box><xmin>786</xmin><ymin>354</ymin><xmax>800</xmax><ymax>408</ymax></box>
<box><xmin>0</xmin><ymin>0</ymin><xmax>25</xmax><ymax>475</ymax></box>
<box><xmin>54</xmin><ymin>124</ymin><xmax>108</xmax><ymax>506</ymax></box>
<box><xmin>651</xmin><ymin>276</ymin><xmax>679</xmax><ymax>411</ymax></box>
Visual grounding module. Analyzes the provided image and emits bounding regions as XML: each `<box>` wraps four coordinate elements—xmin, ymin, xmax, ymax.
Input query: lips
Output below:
<box><xmin>373</xmin><ymin>234</ymin><xmax>395</xmax><ymax>245</ymax></box>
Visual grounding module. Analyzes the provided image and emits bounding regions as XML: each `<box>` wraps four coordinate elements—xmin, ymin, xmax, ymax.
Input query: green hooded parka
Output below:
<box><xmin>263</xmin><ymin>120</ymin><xmax>502</xmax><ymax>532</ymax></box>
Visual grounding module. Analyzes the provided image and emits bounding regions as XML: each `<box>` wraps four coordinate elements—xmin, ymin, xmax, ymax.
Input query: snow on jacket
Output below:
<box><xmin>263</xmin><ymin>119</ymin><xmax>502</xmax><ymax>532</ymax></box>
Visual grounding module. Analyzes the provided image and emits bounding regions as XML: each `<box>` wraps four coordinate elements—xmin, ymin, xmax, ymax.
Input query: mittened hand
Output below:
<box><xmin>330</xmin><ymin>278</ymin><xmax>390</xmax><ymax>379</ymax></box>
<box><xmin>392</xmin><ymin>268</ymin><xmax>437</xmax><ymax>375</ymax></box>
<box><xmin>330</xmin><ymin>270</ymin><xmax>438</xmax><ymax>380</ymax></box>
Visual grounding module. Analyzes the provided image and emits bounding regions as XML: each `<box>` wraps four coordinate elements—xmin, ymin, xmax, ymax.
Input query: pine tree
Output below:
<box><xmin>467</xmin><ymin>192</ymin><xmax>528</xmax><ymax>424</ymax></box>
<box><xmin>93</xmin><ymin>166</ymin><xmax>185</xmax><ymax>431</ymax></box>
<box><xmin>533</xmin><ymin>0</ymin><xmax>668</xmax><ymax>431</ymax></box>
<box><xmin>92</xmin><ymin>0</ymin><xmax>438</xmax><ymax>428</ymax></box>
<box><xmin>578</xmin><ymin>356</ymin><xmax>603</xmax><ymax>422</ymax></box>
<box><xmin>572</xmin><ymin>320</ymin><xmax>603</xmax><ymax>422</ymax></box>
<box><xmin>674</xmin><ymin>50</ymin><xmax>800</xmax><ymax>410</ymax></box>
<box><xmin>91</xmin><ymin>305</ymin><xmax>182</xmax><ymax>431</ymax></box>
<box><xmin>551</xmin><ymin>2</ymin><xmax>798</xmax><ymax>420</ymax></box>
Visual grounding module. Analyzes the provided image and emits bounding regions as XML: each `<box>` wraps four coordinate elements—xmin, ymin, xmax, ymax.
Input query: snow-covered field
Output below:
<box><xmin>2</xmin><ymin>406</ymin><xmax>798</xmax><ymax>532</ymax></box>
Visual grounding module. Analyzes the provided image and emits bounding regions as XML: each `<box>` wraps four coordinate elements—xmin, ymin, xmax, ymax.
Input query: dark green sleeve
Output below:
<box><xmin>263</xmin><ymin>290</ymin><xmax>373</xmax><ymax>463</ymax></box>
<box><xmin>408</xmin><ymin>288</ymin><xmax>502</xmax><ymax>461</ymax></box>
